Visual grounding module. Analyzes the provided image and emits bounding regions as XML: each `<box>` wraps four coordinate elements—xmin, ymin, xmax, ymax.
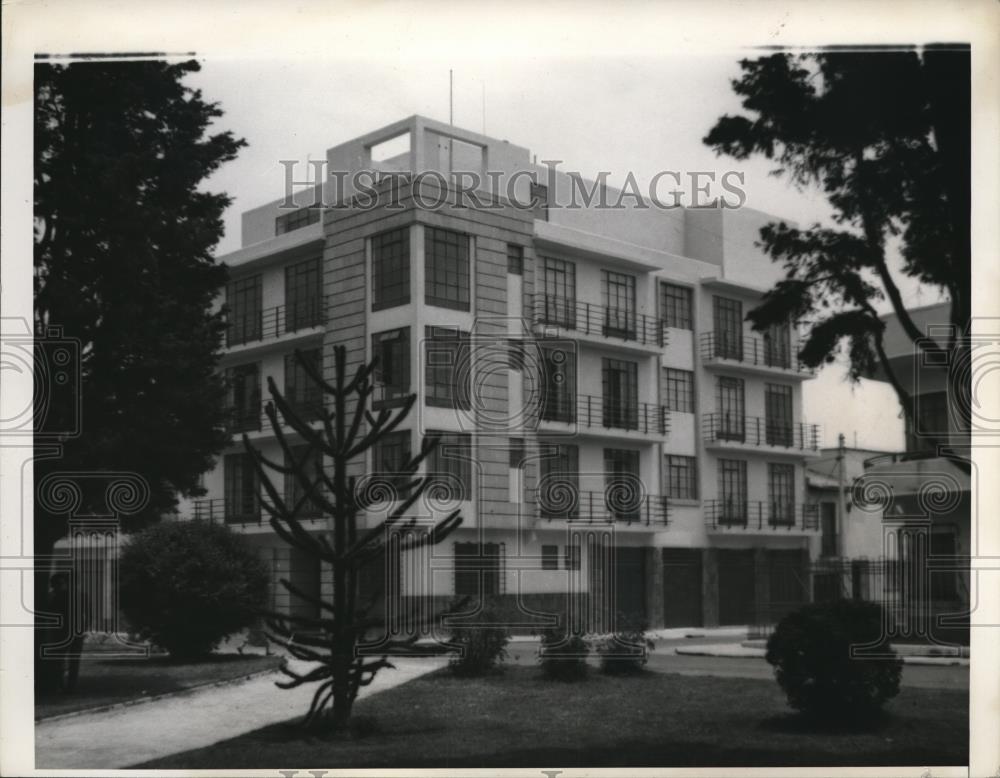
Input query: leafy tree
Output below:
<box><xmin>704</xmin><ymin>47</ymin><xmax>970</xmax><ymax>447</ymax></box>
<box><xmin>119</xmin><ymin>521</ymin><xmax>271</xmax><ymax>660</ymax></box>
<box><xmin>246</xmin><ymin>347</ymin><xmax>463</xmax><ymax>733</ymax></box>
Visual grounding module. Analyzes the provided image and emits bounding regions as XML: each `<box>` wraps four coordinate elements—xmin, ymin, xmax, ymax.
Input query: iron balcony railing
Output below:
<box><xmin>700</xmin><ymin>332</ymin><xmax>813</xmax><ymax>374</ymax></box>
<box><xmin>192</xmin><ymin>496</ymin><xmax>322</xmax><ymax>525</ymax></box>
<box><xmin>704</xmin><ymin>500</ymin><xmax>819</xmax><ymax>531</ymax></box>
<box><xmin>702</xmin><ymin>413</ymin><xmax>820</xmax><ymax>451</ymax></box>
<box><xmin>541</xmin><ymin>394</ymin><xmax>669</xmax><ymax>435</ymax></box>
<box><xmin>532</xmin><ymin>294</ymin><xmax>667</xmax><ymax>347</ymax></box>
<box><xmin>529</xmin><ymin>487</ymin><xmax>670</xmax><ymax>527</ymax></box>
<box><xmin>224</xmin><ymin>400</ymin><xmax>325</xmax><ymax>433</ymax></box>
<box><xmin>226</xmin><ymin>298</ymin><xmax>325</xmax><ymax>347</ymax></box>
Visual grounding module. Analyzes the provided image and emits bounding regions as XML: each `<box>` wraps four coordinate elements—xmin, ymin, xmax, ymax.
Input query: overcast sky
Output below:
<box><xmin>188</xmin><ymin>53</ymin><xmax>948</xmax><ymax>451</ymax></box>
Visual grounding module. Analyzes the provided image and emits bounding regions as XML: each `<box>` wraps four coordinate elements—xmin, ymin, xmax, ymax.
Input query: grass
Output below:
<box><xmin>134</xmin><ymin>664</ymin><xmax>968</xmax><ymax>769</ymax></box>
<box><xmin>36</xmin><ymin>652</ymin><xmax>282</xmax><ymax>720</ymax></box>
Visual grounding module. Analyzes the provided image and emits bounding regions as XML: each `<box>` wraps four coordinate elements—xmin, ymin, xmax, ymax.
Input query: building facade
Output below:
<box><xmin>182</xmin><ymin>116</ymin><xmax>823</xmax><ymax>632</ymax></box>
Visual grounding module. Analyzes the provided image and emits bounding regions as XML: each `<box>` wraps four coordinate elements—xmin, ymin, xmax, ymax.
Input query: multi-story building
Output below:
<box><xmin>183</xmin><ymin>115</ymin><xmax>822</xmax><ymax>632</ymax></box>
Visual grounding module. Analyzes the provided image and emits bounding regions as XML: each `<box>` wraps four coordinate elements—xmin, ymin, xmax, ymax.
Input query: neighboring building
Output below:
<box><xmin>856</xmin><ymin>302</ymin><xmax>971</xmax><ymax>644</ymax></box>
<box><xmin>182</xmin><ymin>115</ymin><xmax>824</xmax><ymax>632</ymax></box>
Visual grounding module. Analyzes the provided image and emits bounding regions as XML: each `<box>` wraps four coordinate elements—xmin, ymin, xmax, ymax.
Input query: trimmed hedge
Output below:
<box><xmin>538</xmin><ymin>629</ymin><xmax>589</xmax><ymax>681</ymax></box>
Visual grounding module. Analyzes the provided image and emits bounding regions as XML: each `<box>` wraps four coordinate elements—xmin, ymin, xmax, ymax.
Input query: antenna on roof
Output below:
<box><xmin>449</xmin><ymin>69</ymin><xmax>454</xmax><ymax>125</ymax></box>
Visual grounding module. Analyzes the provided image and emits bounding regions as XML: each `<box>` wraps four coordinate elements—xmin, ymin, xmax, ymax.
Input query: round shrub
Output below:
<box><xmin>538</xmin><ymin>629</ymin><xmax>589</xmax><ymax>681</ymax></box>
<box><xmin>447</xmin><ymin>601</ymin><xmax>510</xmax><ymax>676</ymax></box>
<box><xmin>765</xmin><ymin>600</ymin><xmax>903</xmax><ymax>721</ymax></box>
<box><xmin>598</xmin><ymin>613</ymin><xmax>654</xmax><ymax>675</ymax></box>
<box><xmin>120</xmin><ymin>520</ymin><xmax>270</xmax><ymax>660</ymax></box>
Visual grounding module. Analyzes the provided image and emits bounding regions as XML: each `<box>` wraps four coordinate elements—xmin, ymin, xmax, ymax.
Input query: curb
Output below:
<box><xmin>36</xmin><ymin>663</ymin><xmax>283</xmax><ymax>724</ymax></box>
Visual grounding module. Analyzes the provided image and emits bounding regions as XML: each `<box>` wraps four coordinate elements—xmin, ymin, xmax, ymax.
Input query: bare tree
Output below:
<box><xmin>243</xmin><ymin>345</ymin><xmax>462</xmax><ymax>732</ymax></box>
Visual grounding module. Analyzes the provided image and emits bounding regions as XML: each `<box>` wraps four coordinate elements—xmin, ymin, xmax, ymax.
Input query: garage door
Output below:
<box><xmin>662</xmin><ymin>548</ymin><xmax>703</xmax><ymax>627</ymax></box>
<box><xmin>718</xmin><ymin>549</ymin><xmax>756</xmax><ymax>625</ymax></box>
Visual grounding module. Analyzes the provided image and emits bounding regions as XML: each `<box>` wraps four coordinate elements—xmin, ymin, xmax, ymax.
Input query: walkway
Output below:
<box><xmin>35</xmin><ymin>656</ymin><xmax>446</xmax><ymax>769</ymax></box>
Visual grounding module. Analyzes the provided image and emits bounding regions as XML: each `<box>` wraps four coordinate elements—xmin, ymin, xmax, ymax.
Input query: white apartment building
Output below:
<box><xmin>184</xmin><ymin>116</ymin><xmax>822</xmax><ymax>632</ymax></box>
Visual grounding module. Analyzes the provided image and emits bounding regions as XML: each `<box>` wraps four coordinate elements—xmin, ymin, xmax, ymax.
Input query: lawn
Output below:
<box><xmin>36</xmin><ymin>653</ymin><xmax>282</xmax><ymax>720</ymax></box>
<box><xmin>134</xmin><ymin>664</ymin><xmax>968</xmax><ymax>769</ymax></box>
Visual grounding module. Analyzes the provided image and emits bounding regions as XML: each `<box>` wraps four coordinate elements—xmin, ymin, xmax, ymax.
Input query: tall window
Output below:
<box><xmin>540</xmin><ymin>342</ymin><xmax>576</xmax><ymax>423</ymax></box>
<box><xmin>372</xmin><ymin>430</ymin><xmax>411</xmax><ymax>498</ymax></box>
<box><xmin>285</xmin><ymin>444</ymin><xmax>322</xmax><ymax>517</ymax></box>
<box><xmin>716</xmin><ymin>376</ymin><xmax>745</xmax><ymax>441</ymax></box>
<box><xmin>509</xmin><ymin>437</ymin><xmax>524</xmax><ymax>504</ymax></box>
<box><xmin>602</xmin><ymin>358</ymin><xmax>639</xmax><ymax>429</ymax></box>
<box><xmin>665</xmin><ymin>455</ymin><xmax>697</xmax><ymax>499</ymax></box>
<box><xmin>372</xmin><ymin>327</ymin><xmax>410</xmax><ymax>408</ymax></box>
<box><xmin>820</xmin><ymin>502</ymin><xmax>837</xmax><ymax>557</ymax></box>
<box><xmin>662</xmin><ymin>368</ymin><xmax>694</xmax><ymax>413</ymax></box>
<box><xmin>425</xmin><ymin>327</ymin><xmax>471</xmax><ymax>409</ymax></box>
<box><xmin>454</xmin><ymin>542</ymin><xmax>504</xmax><ymax>596</ymax></box>
<box><xmin>929</xmin><ymin>529</ymin><xmax>959</xmax><ymax>600</ymax></box>
<box><xmin>764</xmin><ymin>321</ymin><xmax>792</xmax><ymax>368</ymax></box>
<box><xmin>425</xmin><ymin>227</ymin><xmax>470</xmax><ymax>311</ymax></box>
<box><xmin>540</xmin><ymin>257</ymin><xmax>576</xmax><ymax>328</ymax></box>
<box><xmin>275</xmin><ymin>205</ymin><xmax>320</xmax><ymax>235</ymax></box>
<box><xmin>539</xmin><ymin>443</ymin><xmax>579</xmax><ymax>519</ymax></box>
<box><xmin>765</xmin><ymin>384</ymin><xmax>794</xmax><ymax>446</ymax></box>
<box><xmin>602</xmin><ymin>270</ymin><xmax>636</xmax><ymax>339</ymax></box>
<box><xmin>768</xmin><ymin>463</ymin><xmax>795</xmax><ymax>526</ymax></box>
<box><xmin>226</xmin><ymin>363</ymin><xmax>261</xmax><ymax>431</ymax></box>
<box><xmin>371</xmin><ymin>227</ymin><xmax>410</xmax><ymax>311</ymax></box>
<box><xmin>224</xmin><ymin>453</ymin><xmax>259</xmax><ymax>522</ymax></box>
<box><xmin>227</xmin><ymin>274</ymin><xmax>262</xmax><ymax>346</ymax></box>
<box><xmin>713</xmin><ymin>296</ymin><xmax>743</xmax><ymax>360</ymax></box>
<box><xmin>718</xmin><ymin>458</ymin><xmax>747</xmax><ymax>524</ymax></box>
<box><xmin>507</xmin><ymin>244</ymin><xmax>524</xmax><ymax>275</ymax></box>
<box><xmin>660</xmin><ymin>283</ymin><xmax>693</xmax><ymax>330</ymax></box>
<box><xmin>285</xmin><ymin>257</ymin><xmax>322</xmax><ymax>332</ymax></box>
<box><xmin>284</xmin><ymin>349</ymin><xmax>323</xmax><ymax>420</ymax></box>
<box><xmin>541</xmin><ymin>544</ymin><xmax>559</xmax><ymax>570</ymax></box>
<box><xmin>427</xmin><ymin>432</ymin><xmax>473</xmax><ymax>501</ymax></box>
<box><xmin>604</xmin><ymin>448</ymin><xmax>641</xmax><ymax>522</ymax></box>
<box><xmin>907</xmin><ymin>391</ymin><xmax>950</xmax><ymax>452</ymax></box>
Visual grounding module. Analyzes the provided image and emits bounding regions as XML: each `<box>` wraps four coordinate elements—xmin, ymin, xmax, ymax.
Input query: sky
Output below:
<box><xmin>186</xmin><ymin>53</ymin><xmax>946</xmax><ymax>452</ymax></box>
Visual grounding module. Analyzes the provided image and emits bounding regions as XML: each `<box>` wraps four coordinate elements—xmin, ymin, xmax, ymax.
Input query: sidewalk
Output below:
<box><xmin>36</xmin><ymin>656</ymin><xmax>446</xmax><ymax>769</ymax></box>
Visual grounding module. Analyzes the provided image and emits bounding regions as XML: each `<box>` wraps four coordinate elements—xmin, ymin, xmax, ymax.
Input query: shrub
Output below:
<box><xmin>538</xmin><ymin>628</ymin><xmax>589</xmax><ymax>681</ymax></box>
<box><xmin>447</xmin><ymin>600</ymin><xmax>510</xmax><ymax>677</ymax></box>
<box><xmin>120</xmin><ymin>520</ymin><xmax>270</xmax><ymax>660</ymax></box>
<box><xmin>597</xmin><ymin>613</ymin><xmax>654</xmax><ymax>675</ymax></box>
<box><xmin>765</xmin><ymin>599</ymin><xmax>903</xmax><ymax>722</ymax></box>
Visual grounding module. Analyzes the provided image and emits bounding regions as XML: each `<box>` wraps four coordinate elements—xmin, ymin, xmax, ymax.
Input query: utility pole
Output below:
<box><xmin>836</xmin><ymin>432</ymin><xmax>847</xmax><ymax>559</ymax></box>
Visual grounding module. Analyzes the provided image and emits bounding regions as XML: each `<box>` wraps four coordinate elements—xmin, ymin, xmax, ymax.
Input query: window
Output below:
<box><xmin>454</xmin><ymin>542</ymin><xmax>504</xmax><ymax>596</ymax></box>
<box><xmin>768</xmin><ymin>463</ymin><xmax>795</xmax><ymax>526</ymax></box>
<box><xmin>275</xmin><ymin>205</ymin><xmax>320</xmax><ymax>235</ymax></box>
<box><xmin>226</xmin><ymin>363</ymin><xmax>261</xmax><ymax>431</ymax></box>
<box><xmin>604</xmin><ymin>448</ymin><xmax>640</xmax><ymax>522</ymax></box>
<box><xmin>602</xmin><ymin>358</ymin><xmax>639</xmax><ymax>429</ymax></box>
<box><xmin>662</xmin><ymin>368</ymin><xmax>694</xmax><ymax>413</ymax></box>
<box><xmin>425</xmin><ymin>227</ymin><xmax>470</xmax><ymax>311</ymax></box>
<box><xmin>509</xmin><ymin>438</ymin><xmax>524</xmax><ymax>503</ymax></box>
<box><xmin>764</xmin><ymin>321</ymin><xmax>792</xmax><ymax>368</ymax></box>
<box><xmin>506</xmin><ymin>244</ymin><xmax>524</xmax><ymax>275</ymax></box>
<box><xmin>540</xmin><ymin>342</ymin><xmax>576</xmax><ymax>423</ymax></box>
<box><xmin>660</xmin><ymin>283</ymin><xmax>693</xmax><ymax>330</ymax></box>
<box><xmin>284</xmin><ymin>349</ymin><xmax>323</xmax><ymax>420</ymax></box>
<box><xmin>372</xmin><ymin>430</ymin><xmax>411</xmax><ymax>497</ymax></box>
<box><xmin>371</xmin><ymin>227</ymin><xmax>410</xmax><ymax>311</ymax></box>
<box><xmin>716</xmin><ymin>376</ymin><xmax>745</xmax><ymax>441</ymax></box>
<box><xmin>425</xmin><ymin>327</ymin><xmax>471</xmax><ymax>409</ymax></box>
<box><xmin>665</xmin><ymin>455</ymin><xmax>697</xmax><ymax>500</ymax></box>
<box><xmin>539</xmin><ymin>257</ymin><xmax>576</xmax><ymax>328</ymax></box>
<box><xmin>285</xmin><ymin>257</ymin><xmax>322</xmax><ymax>332</ymax></box>
<box><xmin>907</xmin><ymin>391</ymin><xmax>950</xmax><ymax>452</ymax></box>
<box><xmin>564</xmin><ymin>544</ymin><xmax>581</xmax><ymax>570</ymax></box>
<box><xmin>541</xmin><ymin>544</ymin><xmax>559</xmax><ymax>570</ymax></box>
<box><xmin>538</xmin><ymin>443</ymin><xmax>579</xmax><ymax>519</ymax></box>
<box><xmin>224</xmin><ymin>453</ymin><xmax>259</xmax><ymax>522</ymax></box>
<box><xmin>718</xmin><ymin>459</ymin><xmax>747</xmax><ymax>525</ymax></box>
<box><xmin>372</xmin><ymin>328</ymin><xmax>410</xmax><ymax>408</ymax></box>
<box><xmin>285</xmin><ymin>444</ymin><xmax>322</xmax><ymax>518</ymax></box>
<box><xmin>227</xmin><ymin>274</ymin><xmax>262</xmax><ymax>346</ymax></box>
<box><xmin>820</xmin><ymin>502</ymin><xmax>837</xmax><ymax>557</ymax></box>
<box><xmin>765</xmin><ymin>384</ymin><xmax>794</xmax><ymax>446</ymax></box>
<box><xmin>427</xmin><ymin>431</ymin><xmax>473</xmax><ymax>500</ymax></box>
<box><xmin>530</xmin><ymin>182</ymin><xmax>549</xmax><ymax>221</ymax></box>
<box><xmin>713</xmin><ymin>296</ymin><xmax>743</xmax><ymax>360</ymax></box>
<box><xmin>929</xmin><ymin>529</ymin><xmax>959</xmax><ymax>600</ymax></box>
<box><xmin>602</xmin><ymin>270</ymin><xmax>636</xmax><ymax>339</ymax></box>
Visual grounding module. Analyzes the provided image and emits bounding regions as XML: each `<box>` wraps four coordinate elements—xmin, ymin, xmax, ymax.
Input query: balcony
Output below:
<box><xmin>702</xmin><ymin>413</ymin><xmax>820</xmax><ymax>455</ymax></box>
<box><xmin>529</xmin><ymin>488</ymin><xmax>670</xmax><ymax>527</ymax></box>
<box><xmin>192</xmin><ymin>497</ymin><xmax>322</xmax><ymax>527</ymax></box>
<box><xmin>226</xmin><ymin>299</ymin><xmax>325</xmax><ymax>349</ymax></box>
<box><xmin>540</xmin><ymin>395</ymin><xmax>669</xmax><ymax>438</ymax></box>
<box><xmin>224</xmin><ymin>401</ymin><xmax>325</xmax><ymax>435</ymax></box>
<box><xmin>704</xmin><ymin>500</ymin><xmax>819</xmax><ymax>533</ymax></box>
<box><xmin>531</xmin><ymin>294</ymin><xmax>667</xmax><ymax>352</ymax></box>
<box><xmin>700</xmin><ymin>332</ymin><xmax>813</xmax><ymax>378</ymax></box>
